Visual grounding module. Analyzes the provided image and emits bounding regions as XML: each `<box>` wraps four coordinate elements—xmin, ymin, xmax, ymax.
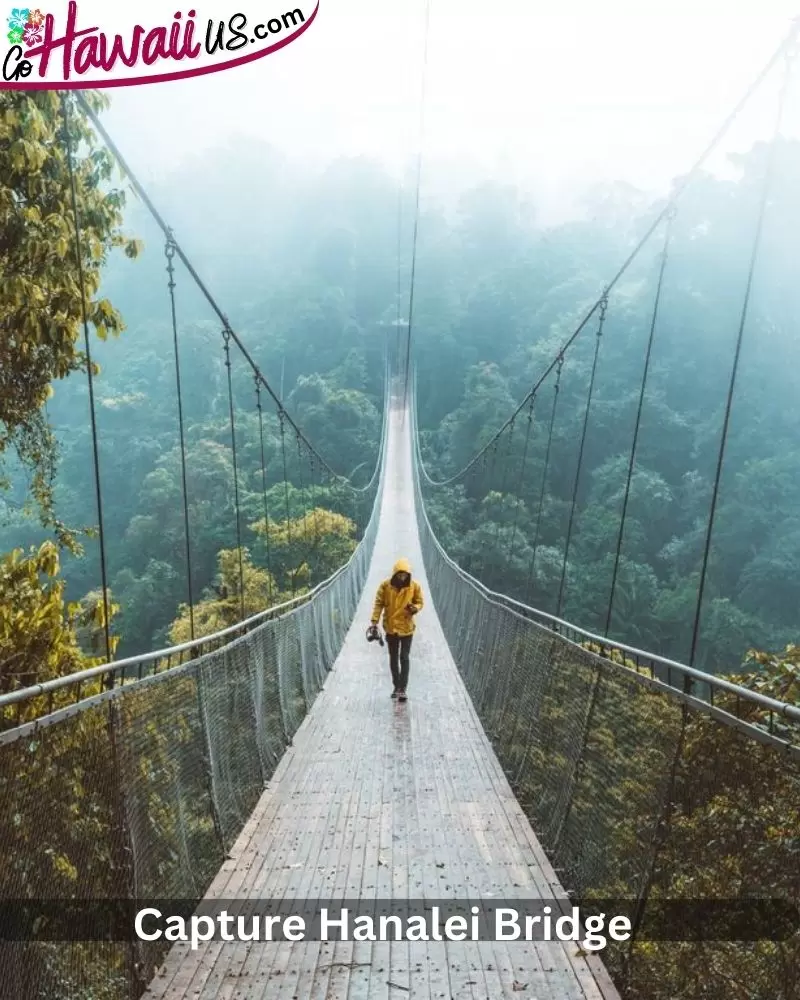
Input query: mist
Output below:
<box><xmin>102</xmin><ymin>1</ymin><xmax>800</xmax><ymax>225</ymax></box>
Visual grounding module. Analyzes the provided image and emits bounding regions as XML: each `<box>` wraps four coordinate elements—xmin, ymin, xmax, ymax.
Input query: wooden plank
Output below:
<box><xmin>143</xmin><ymin>405</ymin><xmax>621</xmax><ymax>1000</ymax></box>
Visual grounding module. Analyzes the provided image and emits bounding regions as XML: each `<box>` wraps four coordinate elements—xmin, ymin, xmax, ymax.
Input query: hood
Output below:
<box><xmin>392</xmin><ymin>558</ymin><xmax>411</xmax><ymax>576</ymax></box>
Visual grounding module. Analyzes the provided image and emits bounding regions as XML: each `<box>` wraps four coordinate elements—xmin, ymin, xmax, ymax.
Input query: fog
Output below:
<box><xmin>102</xmin><ymin>0</ymin><xmax>800</xmax><ymax>224</ymax></box>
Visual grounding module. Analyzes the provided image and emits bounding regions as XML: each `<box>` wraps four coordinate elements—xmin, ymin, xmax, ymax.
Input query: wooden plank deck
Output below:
<box><xmin>144</xmin><ymin>404</ymin><xmax>620</xmax><ymax>1000</ymax></box>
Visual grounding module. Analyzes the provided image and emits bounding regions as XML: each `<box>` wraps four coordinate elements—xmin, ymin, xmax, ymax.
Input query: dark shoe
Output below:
<box><xmin>391</xmin><ymin>689</ymin><xmax>398</xmax><ymax>699</ymax></box>
<box><xmin>398</xmin><ymin>690</ymin><xmax>407</xmax><ymax>702</ymax></box>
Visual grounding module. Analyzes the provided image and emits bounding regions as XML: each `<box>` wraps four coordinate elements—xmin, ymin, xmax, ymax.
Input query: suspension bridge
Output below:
<box><xmin>2</xmin><ymin>13</ymin><xmax>800</xmax><ymax>1000</ymax></box>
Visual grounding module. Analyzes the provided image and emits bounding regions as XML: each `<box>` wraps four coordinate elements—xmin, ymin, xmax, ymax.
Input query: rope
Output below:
<box><xmin>222</xmin><ymin>330</ymin><xmax>246</xmax><ymax>620</ymax></box>
<box><xmin>605</xmin><ymin>214</ymin><xmax>674</xmax><ymax>637</ymax></box>
<box><xmin>416</xmin><ymin>15</ymin><xmax>800</xmax><ymax>488</ymax></box>
<box><xmin>555</xmin><ymin>295</ymin><xmax>608</xmax><ymax>618</ymax></box>
<box><xmin>165</xmin><ymin>233</ymin><xmax>195</xmax><ymax>640</ymax></box>
<box><xmin>525</xmin><ymin>356</ymin><xmax>564</xmax><ymax>602</ymax></box>
<box><xmin>61</xmin><ymin>92</ymin><xmax>112</xmax><ymax>663</ymax></box>
<box><xmin>254</xmin><ymin>378</ymin><xmax>274</xmax><ymax>602</ymax></box>
<box><xmin>402</xmin><ymin>0</ymin><xmax>432</xmax><ymax>416</ymax></box>
<box><xmin>688</xmin><ymin>42</ymin><xmax>797</xmax><ymax>670</ymax></box>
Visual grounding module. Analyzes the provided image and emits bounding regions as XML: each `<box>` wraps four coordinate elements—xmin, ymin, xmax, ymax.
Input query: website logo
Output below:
<box><xmin>2</xmin><ymin>1</ymin><xmax>318</xmax><ymax>88</ymax></box>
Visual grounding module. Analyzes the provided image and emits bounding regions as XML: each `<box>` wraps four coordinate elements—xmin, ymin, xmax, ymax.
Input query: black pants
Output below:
<box><xmin>386</xmin><ymin>634</ymin><xmax>413</xmax><ymax>691</ymax></box>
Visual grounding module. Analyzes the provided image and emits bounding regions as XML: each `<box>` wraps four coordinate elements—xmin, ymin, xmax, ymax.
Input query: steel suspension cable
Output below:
<box><xmin>416</xmin><ymin>17</ymin><xmax>800</xmax><ymax>488</ymax></box>
<box><xmin>477</xmin><ymin>438</ymin><xmax>501</xmax><ymax>575</ymax></box>
<box><xmin>61</xmin><ymin>92</ymin><xmax>111</xmax><ymax>662</ymax></box>
<box><xmin>278</xmin><ymin>410</ymin><xmax>294</xmax><ymax>597</ymax></box>
<box><xmin>254</xmin><ymin>378</ymin><xmax>274</xmax><ymax>602</ymax></box>
<box><xmin>556</xmin><ymin>295</ymin><xmax>608</xmax><ymax>618</ymax></box>
<box><xmin>688</xmin><ymin>43</ymin><xmax>797</xmax><ymax>670</ymax></box>
<box><xmin>309</xmin><ymin>453</ymin><xmax>320</xmax><ymax>547</ymax></box>
<box><xmin>504</xmin><ymin>393</ymin><xmax>537</xmax><ymax>566</ymax></box>
<box><xmin>222</xmin><ymin>330</ymin><xmax>246</xmax><ymax>619</ymax></box>
<box><xmin>75</xmin><ymin>93</ymin><xmax>375</xmax><ymax>492</ymax></box>
<box><xmin>295</xmin><ymin>433</ymin><xmax>309</xmax><ymax>548</ymax></box>
<box><xmin>490</xmin><ymin>418</ymin><xmax>517</xmax><ymax>555</ymax></box>
<box><xmin>605</xmin><ymin>214</ymin><xmax>675</xmax><ymax>637</ymax></box>
<box><xmin>402</xmin><ymin>0</ymin><xmax>432</xmax><ymax>415</ymax></box>
<box><xmin>165</xmin><ymin>233</ymin><xmax>195</xmax><ymax>640</ymax></box>
<box><xmin>289</xmin><ymin>443</ymin><xmax>327</xmax><ymax>586</ymax></box>
<box><xmin>463</xmin><ymin>454</ymin><xmax>487</xmax><ymax>576</ymax></box>
<box><xmin>396</xmin><ymin>185</ymin><xmax>403</xmax><ymax>374</ymax></box>
<box><xmin>525</xmin><ymin>356</ymin><xmax>564</xmax><ymax>601</ymax></box>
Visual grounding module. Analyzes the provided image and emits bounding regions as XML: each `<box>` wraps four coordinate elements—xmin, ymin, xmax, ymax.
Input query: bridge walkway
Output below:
<box><xmin>145</xmin><ymin>401</ymin><xmax>619</xmax><ymax>1000</ymax></box>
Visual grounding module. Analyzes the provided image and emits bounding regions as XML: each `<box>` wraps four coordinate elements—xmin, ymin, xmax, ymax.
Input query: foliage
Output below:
<box><xmin>0</xmin><ymin>543</ymin><xmax>115</xmax><ymax>699</ymax></box>
<box><xmin>472</xmin><ymin>613</ymin><xmax>800</xmax><ymax>1000</ymax></box>
<box><xmin>1</xmin><ymin>97</ymin><xmax>799</xmax><ymax>1000</ymax></box>
<box><xmin>0</xmin><ymin>91</ymin><xmax>140</xmax><ymax>528</ymax></box>
<box><xmin>10</xmin><ymin>128</ymin><xmax>799</xmax><ymax>673</ymax></box>
<box><xmin>623</xmin><ymin>646</ymin><xmax>800</xmax><ymax>1000</ymax></box>
<box><xmin>252</xmin><ymin>506</ymin><xmax>357</xmax><ymax>592</ymax></box>
<box><xmin>420</xmin><ymin>141</ymin><xmax>800</xmax><ymax>674</ymax></box>
<box><xmin>169</xmin><ymin>547</ymin><xmax>277</xmax><ymax>644</ymax></box>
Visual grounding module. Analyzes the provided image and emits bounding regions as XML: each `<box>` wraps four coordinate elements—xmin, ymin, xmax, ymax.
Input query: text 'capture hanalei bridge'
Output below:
<box><xmin>2</xmin><ymin>12</ymin><xmax>800</xmax><ymax>1000</ymax></box>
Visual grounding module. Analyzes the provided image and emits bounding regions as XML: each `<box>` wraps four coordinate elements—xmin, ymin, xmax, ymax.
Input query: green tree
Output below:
<box><xmin>0</xmin><ymin>91</ymin><xmax>140</xmax><ymax>527</ymax></box>
<box><xmin>169</xmin><ymin>548</ymin><xmax>278</xmax><ymax>644</ymax></box>
<box><xmin>0</xmin><ymin>543</ymin><xmax>116</xmax><ymax>699</ymax></box>
<box><xmin>251</xmin><ymin>507</ymin><xmax>357</xmax><ymax>593</ymax></box>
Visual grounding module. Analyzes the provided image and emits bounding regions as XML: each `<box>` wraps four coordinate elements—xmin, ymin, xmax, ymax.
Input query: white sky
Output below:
<box><xmin>104</xmin><ymin>0</ymin><xmax>800</xmax><ymax>220</ymax></box>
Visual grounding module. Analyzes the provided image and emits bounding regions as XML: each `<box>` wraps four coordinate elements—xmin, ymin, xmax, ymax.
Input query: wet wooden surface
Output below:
<box><xmin>144</xmin><ymin>405</ymin><xmax>620</xmax><ymax>1000</ymax></box>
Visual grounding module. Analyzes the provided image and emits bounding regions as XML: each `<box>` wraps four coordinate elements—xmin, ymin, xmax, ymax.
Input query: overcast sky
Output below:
<box><xmin>103</xmin><ymin>1</ymin><xmax>800</xmax><ymax>221</ymax></box>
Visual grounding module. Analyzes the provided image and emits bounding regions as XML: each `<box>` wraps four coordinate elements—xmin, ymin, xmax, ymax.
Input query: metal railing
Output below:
<box><xmin>411</xmin><ymin>379</ymin><xmax>800</xmax><ymax>1000</ymax></box>
<box><xmin>0</xmin><ymin>352</ymin><xmax>391</xmax><ymax>739</ymax></box>
<box><xmin>410</xmin><ymin>375</ymin><xmax>800</xmax><ymax>758</ymax></box>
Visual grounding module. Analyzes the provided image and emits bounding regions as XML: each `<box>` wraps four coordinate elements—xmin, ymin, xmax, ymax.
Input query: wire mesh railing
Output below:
<box><xmin>0</xmin><ymin>372</ymin><xmax>388</xmax><ymax>1000</ymax></box>
<box><xmin>411</xmin><ymin>382</ymin><xmax>800</xmax><ymax>1000</ymax></box>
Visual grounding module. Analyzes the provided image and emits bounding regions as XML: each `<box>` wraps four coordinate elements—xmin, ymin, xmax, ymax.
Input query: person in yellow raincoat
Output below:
<box><xmin>368</xmin><ymin>558</ymin><xmax>424</xmax><ymax>701</ymax></box>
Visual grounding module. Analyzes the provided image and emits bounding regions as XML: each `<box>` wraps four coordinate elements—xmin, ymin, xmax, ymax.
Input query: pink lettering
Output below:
<box><xmin>25</xmin><ymin>2</ymin><xmax>95</xmax><ymax>78</ymax></box>
<box><xmin>73</xmin><ymin>34</ymin><xmax>95</xmax><ymax>74</ymax></box>
<box><xmin>142</xmin><ymin>26</ymin><xmax>168</xmax><ymax>65</ymax></box>
<box><xmin>96</xmin><ymin>26</ymin><xmax>143</xmax><ymax>70</ymax></box>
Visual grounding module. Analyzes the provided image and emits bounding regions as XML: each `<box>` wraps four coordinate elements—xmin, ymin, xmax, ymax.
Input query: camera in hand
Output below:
<box><xmin>366</xmin><ymin>625</ymin><xmax>384</xmax><ymax>646</ymax></box>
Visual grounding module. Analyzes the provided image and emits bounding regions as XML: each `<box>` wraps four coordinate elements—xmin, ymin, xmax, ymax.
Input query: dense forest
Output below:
<box><xmin>413</xmin><ymin>139</ymin><xmax>800</xmax><ymax>673</ymax></box>
<box><xmin>0</xmin><ymin>93</ymin><xmax>390</xmax><ymax>677</ymax></box>
<box><xmin>1</xmin><ymin>84</ymin><xmax>798</xmax><ymax>1000</ymax></box>
<box><xmin>3</xmin><ymin>92</ymin><xmax>799</xmax><ymax>679</ymax></box>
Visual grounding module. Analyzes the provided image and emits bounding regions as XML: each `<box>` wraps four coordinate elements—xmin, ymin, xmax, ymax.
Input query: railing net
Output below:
<box><xmin>0</xmin><ymin>421</ymin><xmax>385</xmax><ymax>1000</ymax></box>
<box><xmin>412</xmin><ymin>393</ymin><xmax>800</xmax><ymax>1000</ymax></box>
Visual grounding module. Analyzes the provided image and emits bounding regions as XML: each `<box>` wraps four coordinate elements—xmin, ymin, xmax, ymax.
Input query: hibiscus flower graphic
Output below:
<box><xmin>7</xmin><ymin>25</ymin><xmax>23</xmax><ymax>44</ymax></box>
<box><xmin>6</xmin><ymin>7</ymin><xmax>30</xmax><ymax>31</ymax></box>
<box><xmin>22</xmin><ymin>20</ymin><xmax>41</xmax><ymax>44</ymax></box>
<box><xmin>27</xmin><ymin>7</ymin><xmax>44</xmax><ymax>25</ymax></box>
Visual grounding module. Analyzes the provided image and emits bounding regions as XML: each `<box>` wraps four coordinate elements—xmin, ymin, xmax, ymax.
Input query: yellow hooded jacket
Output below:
<box><xmin>371</xmin><ymin>558</ymin><xmax>424</xmax><ymax>637</ymax></box>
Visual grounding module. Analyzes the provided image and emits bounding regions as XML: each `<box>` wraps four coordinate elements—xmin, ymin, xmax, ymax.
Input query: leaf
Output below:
<box><xmin>124</xmin><ymin>238</ymin><xmax>144</xmax><ymax>259</ymax></box>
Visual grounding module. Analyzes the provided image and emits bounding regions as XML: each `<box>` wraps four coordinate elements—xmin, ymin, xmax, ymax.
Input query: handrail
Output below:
<box><xmin>0</xmin><ymin>564</ymin><xmax>340</xmax><ymax>710</ymax></box>
<box><xmin>410</xmin><ymin>370</ymin><xmax>800</xmax><ymax>729</ymax></box>
<box><xmin>0</xmin><ymin>350</ymin><xmax>392</xmax><ymax>715</ymax></box>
